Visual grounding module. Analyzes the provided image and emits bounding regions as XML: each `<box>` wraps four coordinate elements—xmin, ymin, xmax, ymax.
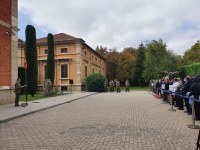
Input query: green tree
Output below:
<box><xmin>46</xmin><ymin>33</ymin><xmax>55</xmax><ymax>86</ymax></box>
<box><xmin>143</xmin><ymin>39</ymin><xmax>176</xmax><ymax>81</ymax></box>
<box><xmin>181</xmin><ymin>41</ymin><xmax>200</xmax><ymax>65</ymax></box>
<box><xmin>117</xmin><ymin>50</ymin><xmax>136</xmax><ymax>81</ymax></box>
<box><xmin>133</xmin><ymin>43</ymin><xmax>145</xmax><ymax>86</ymax></box>
<box><xmin>25</xmin><ymin>25</ymin><xmax>38</xmax><ymax>96</ymax></box>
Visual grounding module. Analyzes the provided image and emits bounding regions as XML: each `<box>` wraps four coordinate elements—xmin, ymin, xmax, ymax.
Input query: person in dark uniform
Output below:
<box><xmin>189</xmin><ymin>73</ymin><xmax>200</xmax><ymax>119</ymax></box>
<box><xmin>164</xmin><ymin>77</ymin><xmax>170</xmax><ymax>103</ymax></box>
<box><xmin>116</xmin><ymin>80</ymin><xmax>120</xmax><ymax>93</ymax></box>
<box><xmin>14</xmin><ymin>78</ymin><xmax>22</xmax><ymax>107</ymax></box>
<box><xmin>109</xmin><ymin>80</ymin><xmax>114</xmax><ymax>92</ymax></box>
<box><xmin>125</xmin><ymin>79</ymin><xmax>130</xmax><ymax>92</ymax></box>
<box><xmin>180</xmin><ymin>76</ymin><xmax>191</xmax><ymax>112</ymax></box>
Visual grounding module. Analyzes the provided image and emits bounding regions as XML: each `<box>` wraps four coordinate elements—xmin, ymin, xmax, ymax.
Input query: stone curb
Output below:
<box><xmin>0</xmin><ymin>92</ymin><xmax>98</xmax><ymax>124</ymax></box>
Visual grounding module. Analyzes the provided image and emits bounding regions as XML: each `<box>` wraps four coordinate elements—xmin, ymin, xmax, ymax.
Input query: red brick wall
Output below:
<box><xmin>0</xmin><ymin>0</ymin><xmax>11</xmax><ymax>23</ymax></box>
<box><xmin>0</xmin><ymin>0</ymin><xmax>11</xmax><ymax>86</ymax></box>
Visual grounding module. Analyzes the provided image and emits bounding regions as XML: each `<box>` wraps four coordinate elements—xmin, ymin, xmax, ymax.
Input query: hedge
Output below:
<box><xmin>179</xmin><ymin>62</ymin><xmax>200</xmax><ymax>78</ymax></box>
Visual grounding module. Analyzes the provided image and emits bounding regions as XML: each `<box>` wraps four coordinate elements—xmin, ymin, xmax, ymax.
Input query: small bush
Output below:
<box><xmin>86</xmin><ymin>73</ymin><xmax>106</xmax><ymax>92</ymax></box>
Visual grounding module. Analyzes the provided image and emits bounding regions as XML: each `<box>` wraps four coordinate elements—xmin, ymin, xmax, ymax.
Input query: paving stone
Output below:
<box><xmin>0</xmin><ymin>91</ymin><xmax>199</xmax><ymax>149</ymax></box>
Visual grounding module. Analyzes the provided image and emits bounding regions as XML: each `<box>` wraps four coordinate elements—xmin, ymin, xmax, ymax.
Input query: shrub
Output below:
<box><xmin>86</xmin><ymin>73</ymin><xmax>106</xmax><ymax>92</ymax></box>
<box><xmin>180</xmin><ymin>62</ymin><xmax>200</xmax><ymax>78</ymax></box>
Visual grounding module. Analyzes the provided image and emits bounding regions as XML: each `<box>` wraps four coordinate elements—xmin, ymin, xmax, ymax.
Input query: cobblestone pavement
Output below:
<box><xmin>0</xmin><ymin>91</ymin><xmax>199</xmax><ymax>150</ymax></box>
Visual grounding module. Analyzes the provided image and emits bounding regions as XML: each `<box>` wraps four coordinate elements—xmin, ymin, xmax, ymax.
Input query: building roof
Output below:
<box><xmin>37</xmin><ymin>33</ymin><xmax>79</xmax><ymax>43</ymax></box>
<box><xmin>18</xmin><ymin>33</ymin><xmax>106</xmax><ymax>60</ymax></box>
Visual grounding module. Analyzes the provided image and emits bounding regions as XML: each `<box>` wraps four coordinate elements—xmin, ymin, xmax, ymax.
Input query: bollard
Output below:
<box><xmin>188</xmin><ymin>99</ymin><xmax>200</xmax><ymax>129</ymax></box>
<box><xmin>168</xmin><ymin>92</ymin><xmax>176</xmax><ymax>112</ymax></box>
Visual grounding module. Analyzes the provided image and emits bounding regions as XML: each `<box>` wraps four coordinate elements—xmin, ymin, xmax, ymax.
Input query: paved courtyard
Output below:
<box><xmin>0</xmin><ymin>91</ymin><xmax>199</xmax><ymax>150</ymax></box>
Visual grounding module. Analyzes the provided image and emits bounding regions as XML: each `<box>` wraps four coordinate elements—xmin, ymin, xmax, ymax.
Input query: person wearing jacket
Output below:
<box><xmin>164</xmin><ymin>77</ymin><xmax>170</xmax><ymax>103</ymax></box>
<box><xmin>189</xmin><ymin>73</ymin><xmax>200</xmax><ymax>119</ymax></box>
<box><xmin>14</xmin><ymin>78</ymin><xmax>22</xmax><ymax>107</ymax></box>
<box><xmin>125</xmin><ymin>79</ymin><xmax>130</xmax><ymax>92</ymax></box>
<box><xmin>181</xmin><ymin>76</ymin><xmax>191</xmax><ymax>112</ymax></box>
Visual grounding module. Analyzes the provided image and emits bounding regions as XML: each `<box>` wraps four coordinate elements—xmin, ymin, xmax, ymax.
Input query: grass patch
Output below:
<box><xmin>128</xmin><ymin>86</ymin><xmax>149</xmax><ymax>91</ymax></box>
<box><xmin>107</xmin><ymin>86</ymin><xmax>150</xmax><ymax>92</ymax></box>
<box><xmin>19</xmin><ymin>92</ymin><xmax>65</xmax><ymax>102</ymax></box>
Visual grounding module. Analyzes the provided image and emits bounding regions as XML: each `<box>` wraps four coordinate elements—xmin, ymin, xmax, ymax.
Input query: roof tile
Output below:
<box><xmin>37</xmin><ymin>33</ymin><xmax>78</xmax><ymax>43</ymax></box>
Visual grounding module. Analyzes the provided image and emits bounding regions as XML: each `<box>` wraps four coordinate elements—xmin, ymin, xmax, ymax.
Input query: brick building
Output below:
<box><xmin>18</xmin><ymin>33</ymin><xmax>106</xmax><ymax>91</ymax></box>
<box><xmin>0</xmin><ymin>0</ymin><xmax>18</xmax><ymax>105</ymax></box>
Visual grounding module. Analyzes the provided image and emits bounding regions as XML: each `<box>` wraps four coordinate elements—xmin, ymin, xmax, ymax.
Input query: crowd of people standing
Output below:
<box><xmin>150</xmin><ymin>73</ymin><xmax>200</xmax><ymax>120</ymax></box>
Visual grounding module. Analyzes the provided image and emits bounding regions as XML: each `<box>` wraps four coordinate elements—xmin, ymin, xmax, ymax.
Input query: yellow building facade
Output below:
<box><xmin>18</xmin><ymin>33</ymin><xmax>106</xmax><ymax>91</ymax></box>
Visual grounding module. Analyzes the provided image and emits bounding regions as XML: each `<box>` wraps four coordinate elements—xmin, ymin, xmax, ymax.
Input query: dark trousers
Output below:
<box><xmin>184</xmin><ymin>98</ymin><xmax>192</xmax><ymax>113</ymax></box>
<box><xmin>116</xmin><ymin>87</ymin><xmax>120</xmax><ymax>93</ymax></box>
<box><xmin>178</xmin><ymin>97</ymin><xmax>184</xmax><ymax>109</ymax></box>
<box><xmin>194</xmin><ymin>95</ymin><xmax>200</xmax><ymax>120</ymax></box>
<box><xmin>163</xmin><ymin>92</ymin><xmax>168</xmax><ymax>102</ymax></box>
<box><xmin>157</xmin><ymin>89</ymin><xmax>161</xmax><ymax>95</ymax></box>
<box><xmin>15</xmin><ymin>93</ymin><xmax>20</xmax><ymax>106</ymax></box>
<box><xmin>125</xmin><ymin>86</ymin><xmax>130</xmax><ymax>92</ymax></box>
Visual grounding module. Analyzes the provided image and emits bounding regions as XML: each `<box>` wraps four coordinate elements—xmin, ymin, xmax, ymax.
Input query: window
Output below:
<box><xmin>44</xmin><ymin>65</ymin><xmax>48</xmax><ymax>79</ymax></box>
<box><xmin>61</xmin><ymin>64</ymin><xmax>68</xmax><ymax>78</ymax></box>
<box><xmin>95</xmin><ymin>57</ymin><xmax>97</xmax><ymax>61</ymax></box>
<box><xmin>92</xmin><ymin>68</ymin><xmax>94</xmax><ymax>74</ymax></box>
<box><xmin>85</xmin><ymin>51</ymin><xmax>87</xmax><ymax>55</ymax></box>
<box><xmin>60</xmin><ymin>48</ymin><xmax>68</xmax><ymax>53</ymax></box>
<box><xmin>61</xmin><ymin>86</ymin><xmax>68</xmax><ymax>91</ymax></box>
<box><xmin>85</xmin><ymin>66</ymin><xmax>87</xmax><ymax>78</ymax></box>
<box><xmin>44</xmin><ymin>49</ymin><xmax>48</xmax><ymax>54</ymax></box>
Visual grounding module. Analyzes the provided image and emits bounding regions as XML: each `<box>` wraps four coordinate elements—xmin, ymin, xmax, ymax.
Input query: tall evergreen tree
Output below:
<box><xmin>133</xmin><ymin>43</ymin><xmax>145</xmax><ymax>86</ymax></box>
<box><xmin>25</xmin><ymin>25</ymin><xmax>38</xmax><ymax>97</ymax></box>
<box><xmin>46</xmin><ymin>33</ymin><xmax>55</xmax><ymax>86</ymax></box>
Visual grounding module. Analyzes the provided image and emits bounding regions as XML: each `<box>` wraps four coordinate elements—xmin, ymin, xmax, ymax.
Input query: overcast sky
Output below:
<box><xmin>18</xmin><ymin>0</ymin><xmax>200</xmax><ymax>55</ymax></box>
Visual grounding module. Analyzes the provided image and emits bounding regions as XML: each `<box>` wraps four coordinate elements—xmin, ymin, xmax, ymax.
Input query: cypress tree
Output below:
<box><xmin>46</xmin><ymin>33</ymin><xmax>55</xmax><ymax>86</ymax></box>
<box><xmin>133</xmin><ymin>43</ymin><xmax>145</xmax><ymax>87</ymax></box>
<box><xmin>25</xmin><ymin>25</ymin><xmax>38</xmax><ymax>96</ymax></box>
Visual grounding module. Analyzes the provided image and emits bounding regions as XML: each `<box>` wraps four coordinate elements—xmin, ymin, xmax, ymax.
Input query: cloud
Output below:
<box><xmin>18</xmin><ymin>0</ymin><xmax>200</xmax><ymax>55</ymax></box>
